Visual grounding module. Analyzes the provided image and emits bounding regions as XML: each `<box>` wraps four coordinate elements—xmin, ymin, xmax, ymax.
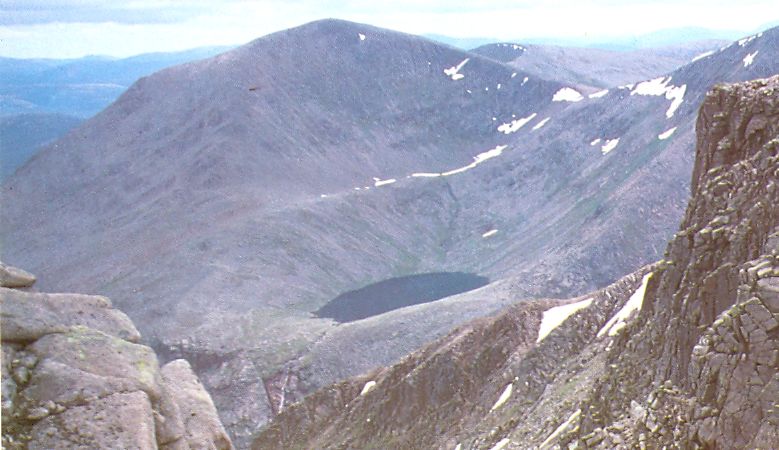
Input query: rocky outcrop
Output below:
<box><xmin>161</xmin><ymin>360</ymin><xmax>234</xmax><ymax>450</ymax></box>
<box><xmin>252</xmin><ymin>76</ymin><xmax>779</xmax><ymax>449</ymax></box>
<box><xmin>0</xmin><ymin>264</ymin><xmax>233</xmax><ymax>449</ymax></box>
<box><xmin>0</xmin><ymin>262</ymin><xmax>35</xmax><ymax>288</ymax></box>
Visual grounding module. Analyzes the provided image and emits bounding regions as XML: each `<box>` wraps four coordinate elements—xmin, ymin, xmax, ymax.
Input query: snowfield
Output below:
<box><xmin>597</xmin><ymin>272</ymin><xmax>653</xmax><ymax>337</ymax></box>
<box><xmin>444</xmin><ymin>58</ymin><xmax>469</xmax><ymax>80</ymax></box>
<box><xmin>497</xmin><ymin>113</ymin><xmax>537</xmax><ymax>134</ymax></box>
<box><xmin>536</xmin><ymin>298</ymin><xmax>593</xmax><ymax>343</ymax></box>
<box><xmin>552</xmin><ymin>87</ymin><xmax>584</xmax><ymax>102</ymax></box>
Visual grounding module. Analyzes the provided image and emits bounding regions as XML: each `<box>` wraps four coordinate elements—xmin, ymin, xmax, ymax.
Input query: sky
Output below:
<box><xmin>1</xmin><ymin>0</ymin><xmax>778</xmax><ymax>58</ymax></box>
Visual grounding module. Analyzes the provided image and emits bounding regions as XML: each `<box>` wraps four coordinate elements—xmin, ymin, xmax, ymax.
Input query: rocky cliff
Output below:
<box><xmin>0</xmin><ymin>263</ymin><xmax>233</xmax><ymax>449</ymax></box>
<box><xmin>253</xmin><ymin>76</ymin><xmax>779</xmax><ymax>449</ymax></box>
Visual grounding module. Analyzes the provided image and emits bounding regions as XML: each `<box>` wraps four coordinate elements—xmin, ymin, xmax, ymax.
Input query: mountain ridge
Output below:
<box><xmin>3</xmin><ymin>19</ymin><xmax>779</xmax><ymax>446</ymax></box>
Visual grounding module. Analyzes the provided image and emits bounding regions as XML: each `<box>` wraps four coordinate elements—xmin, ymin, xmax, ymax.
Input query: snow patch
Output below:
<box><xmin>590</xmin><ymin>138</ymin><xmax>601</xmax><ymax>146</ymax></box>
<box><xmin>358</xmin><ymin>33</ymin><xmax>366</xmax><ymax>41</ymax></box>
<box><xmin>658</xmin><ymin>127</ymin><xmax>677</xmax><ymax>140</ymax></box>
<box><xmin>536</xmin><ymin>298</ymin><xmax>593</xmax><ymax>343</ymax></box>
<box><xmin>632</xmin><ymin>77</ymin><xmax>672</xmax><ymax>96</ymax></box>
<box><xmin>497</xmin><ymin>83</ymin><xmax>502</xmax><ymax>90</ymax></box>
<box><xmin>444</xmin><ymin>58</ymin><xmax>470</xmax><ymax>81</ymax></box>
<box><xmin>491</xmin><ymin>383</ymin><xmax>513</xmax><ymax>411</ymax></box>
<box><xmin>360</xmin><ymin>381</ymin><xmax>377</xmax><ymax>395</ymax></box>
<box><xmin>482</xmin><ymin>229</ymin><xmax>498</xmax><ymax>238</ymax></box>
<box><xmin>497</xmin><ymin>113</ymin><xmax>537</xmax><ymax>134</ymax></box>
<box><xmin>540</xmin><ymin>409</ymin><xmax>582</xmax><ymax>450</ymax></box>
<box><xmin>665</xmin><ymin>84</ymin><xmax>686</xmax><ymax>118</ymax></box>
<box><xmin>589</xmin><ymin>89</ymin><xmax>609</xmax><ymax>99</ymax></box>
<box><xmin>601</xmin><ymin>138</ymin><xmax>620</xmax><ymax>155</ymax></box>
<box><xmin>597</xmin><ymin>272</ymin><xmax>653</xmax><ymax>337</ymax></box>
<box><xmin>691</xmin><ymin>50</ymin><xmax>715</xmax><ymax>62</ymax></box>
<box><xmin>743</xmin><ymin>51</ymin><xmax>758</xmax><ymax>67</ymax></box>
<box><xmin>552</xmin><ymin>87</ymin><xmax>584</xmax><ymax>102</ymax></box>
<box><xmin>738</xmin><ymin>33</ymin><xmax>761</xmax><ymax>46</ymax></box>
<box><xmin>320</xmin><ymin>194</ymin><xmax>328</xmax><ymax>198</ymax></box>
<box><xmin>511</xmin><ymin>72</ymin><xmax>517</xmax><ymax>78</ymax></box>
<box><xmin>522</xmin><ymin>76</ymin><xmax>528</xmax><ymax>86</ymax></box>
<box><xmin>411</xmin><ymin>172</ymin><xmax>441</xmax><ymax>178</ymax></box>
<box><xmin>412</xmin><ymin>145</ymin><xmax>508</xmax><ymax>178</ymax></box>
<box><xmin>373</xmin><ymin>177</ymin><xmax>397</xmax><ymax>187</ymax></box>
<box><xmin>490</xmin><ymin>438</ymin><xmax>511</xmax><ymax>450</ymax></box>
<box><xmin>532</xmin><ymin>117</ymin><xmax>551</xmax><ymax>130</ymax></box>
<box><xmin>629</xmin><ymin>76</ymin><xmax>686</xmax><ymax>118</ymax></box>
<box><xmin>441</xmin><ymin>145</ymin><xmax>507</xmax><ymax>176</ymax></box>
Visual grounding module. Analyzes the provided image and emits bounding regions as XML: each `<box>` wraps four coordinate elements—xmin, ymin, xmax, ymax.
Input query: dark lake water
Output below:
<box><xmin>314</xmin><ymin>272</ymin><xmax>490</xmax><ymax>322</ymax></box>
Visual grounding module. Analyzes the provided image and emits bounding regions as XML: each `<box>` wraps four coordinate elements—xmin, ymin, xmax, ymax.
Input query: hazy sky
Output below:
<box><xmin>1</xmin><ymin>0</ymin><xmax>777</xmax><ymax>58</ymax></box>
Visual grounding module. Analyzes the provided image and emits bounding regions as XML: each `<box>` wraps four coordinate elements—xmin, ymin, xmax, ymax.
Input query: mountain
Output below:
<box><xmin>253</xmin><ymin>75</ymin><xmax>779</xmax><ymax>449</ymax></box>
<box><xmin>2</xmin><ymin>19</ymin><xmax>778</xmax><ymax>446</ymax></box>
<box><xmin>0</xmin><ymin>47</ymin><xmax>231</xmax><ymax>181</ymax></box>
<box><xmin>510</xmin><ymin>27</ymin><xmax>749</xmax><ymax>52</ymax></box>
<box><xmin>424</xmin><ymin>34</ymin><xmax>500</xmax><ymax>50</ymax></box>
<box><xmin>0</xmin><ymin>262</ymin><xmax>234</xmax><ymax>449</ymax></box>
<box><xmin>0</xmin><ymin>46</ymin><xmax>230</xmax><ymax>118</ymax></box>
<box><xmin>471</xmin><ymin>40</ymin><xmax>726</xmax><ymax>88</ymax></box>
<box><xmin>1</xmin><ymin>19</ymin><xmax>570</xmax><ymax>444</ymax></box>
<box><xmin>427</xmin><ymin>27</ymin><xmax>745</xmax><ymax>52</ymax></box>
<box><xmin>0</xmin><ymin>113</ymin><xmax>82</xmax><ymax>181</ymax></box>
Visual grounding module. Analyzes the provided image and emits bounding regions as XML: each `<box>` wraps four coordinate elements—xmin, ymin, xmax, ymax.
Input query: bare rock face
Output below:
<box><xmin>161</xmin><ymin>359</ymin><xmax>233</xmax><ymax>450</ymax></box>
<box><xmin>0</xmin><ymin>263</ymin><xmax>233</xmax><ymax>450</ymax></box>
<box><xmin>1</xmin><ymin>289</ymin><xmax>141</xmax><ymax>343</ymax></box>
<box><xmin>252</xmin><ymin>76</ymin><xmax>779</xmax><ymax>449</ymax></box>
<box><xmin>28</xmin><ymin>391</ymin><xmax>157</xmax><ymax>450</ymax></box>
<box><xmin>0</xmin><ymin>262</ymin><xmax>35</xmax><ymax>288</ymax></box>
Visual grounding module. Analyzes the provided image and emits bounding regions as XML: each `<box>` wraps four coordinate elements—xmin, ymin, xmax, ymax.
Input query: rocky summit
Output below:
<box><xmin>253</xmin><ymin>76</ymin><xmax>779</xmax><ymax>449</ymax></box>
<box><xmin>0</xmin><ymin>263</ymin><xmax>233</xmax><ymax>449</ymax></box>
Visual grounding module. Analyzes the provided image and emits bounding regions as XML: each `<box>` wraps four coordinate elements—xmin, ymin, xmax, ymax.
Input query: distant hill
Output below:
<box><xmin>427</xmin><ymin>26</ymin><xmax>748</xmax><ymax>52</ymax></box>
<box><xmin>0</xmin><ymin>46</ymin><xmax>232</xmax><ymax>180</ymax></box>
<box><xmin>423</xmin><ymin>34</ymin><xmax>499</xmax><ymax>50</ymax></box>
<box><xmin>472</xmin><ymin>40</ymin><xmax>726</xmax><ymax>87</ymax></box>
<box><xmin>0</xmin><ymin>46</ymin><xmax>231</xmax><ymax>118</ymax></box>
<box><xmin>0</xmin><ymin>113</ymin><xmax>82</xmax><ymax>180</ymax></box>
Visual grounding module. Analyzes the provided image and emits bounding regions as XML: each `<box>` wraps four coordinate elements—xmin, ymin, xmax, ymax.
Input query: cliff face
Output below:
<box><xmin>0</xmin><ymin>264</ymin><xmax>233</xmax><ymax>449</ymax></box>
<box><xmin>604</xmin><ymin>74</ymin><xmax>779</xmax><ymax>449</ymax></box>
<box><xmin>253</xmin><ymin>76</ymin><xmax>779</xmax><ymax>449</ymax></box>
